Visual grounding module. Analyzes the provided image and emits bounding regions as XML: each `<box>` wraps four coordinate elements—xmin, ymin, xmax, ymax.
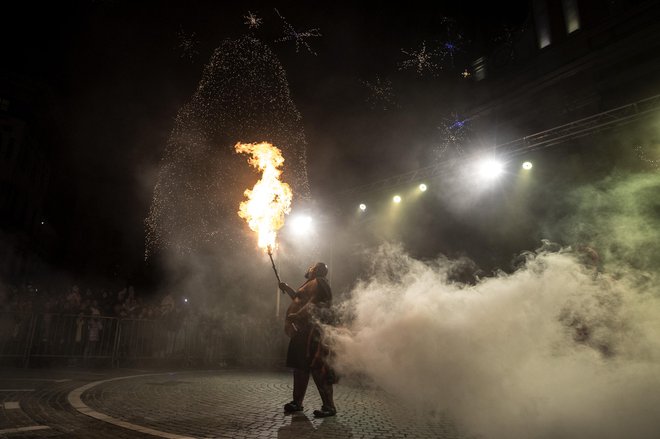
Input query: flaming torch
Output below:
<box><xmin>235</xmin><ymin>142</ymin><xmax>293</xmax><ymax>309</ymax></box>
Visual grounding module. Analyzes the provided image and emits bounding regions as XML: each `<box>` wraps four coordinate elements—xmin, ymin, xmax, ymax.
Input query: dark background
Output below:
<box><xmin>0</xmin><ymin>1</ymin><xmax>528</xmax><ymax>283</ymax></box>
<box><xmin>3</xmin><ymin>0</ymin><xmax>658</xmax><ymax>291</ymax></box>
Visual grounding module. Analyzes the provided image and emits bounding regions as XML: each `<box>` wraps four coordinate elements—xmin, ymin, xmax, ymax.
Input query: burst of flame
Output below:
<box><xmin>235</xmin><ymin>141</ymin><xmax>293</xmax><ymax>252</ymax></box>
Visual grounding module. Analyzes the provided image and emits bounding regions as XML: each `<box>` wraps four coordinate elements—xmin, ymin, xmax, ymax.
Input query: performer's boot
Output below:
<box><xmin>285</xmin><ymin>369</ymin><xmax>309</xmax><ymax>412</ymax></box>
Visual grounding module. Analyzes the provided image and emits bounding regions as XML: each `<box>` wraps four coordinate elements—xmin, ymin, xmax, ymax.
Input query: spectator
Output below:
<box><xmin>84</xmin><ymin>307</ymin><xmax>103</xmax><ymax>366</ymax></box>
<box><xmin>66</xmin><ymin>285</ymin><xmax>81</xmax><ymax>310</ymax></box>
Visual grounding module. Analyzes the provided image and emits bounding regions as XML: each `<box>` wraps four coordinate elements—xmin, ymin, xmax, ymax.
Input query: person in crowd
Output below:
<box><xmin>66</xmin><ymin>285</ymin><xmax>81</xmax><ymax>310</ymax></box>
<box><xmin>84</xmin><ymin>306</ymin><xmax>103</xmax><ymax>366</ymax></box>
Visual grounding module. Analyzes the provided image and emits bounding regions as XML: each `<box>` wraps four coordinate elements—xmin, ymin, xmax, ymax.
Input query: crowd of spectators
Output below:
<box><xmin>0</xmin><ymin>281</ymin><xmax>286</xmax><ymax>367</ymax></box>
<box><xmin>0</xmin><ymin>282</ymin><xmax>185</xmax><ymax>321</ymax></box>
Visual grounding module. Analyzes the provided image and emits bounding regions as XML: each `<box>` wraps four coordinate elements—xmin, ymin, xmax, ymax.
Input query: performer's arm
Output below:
<box><xmin>278</xmin><ymin>282</ymin><xmax>297</xmax><ymax>300</ymax></box>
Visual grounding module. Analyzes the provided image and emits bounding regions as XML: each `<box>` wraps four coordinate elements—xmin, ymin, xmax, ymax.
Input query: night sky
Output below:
<box><xmin>3</xmin><ymin>1</ymin><xmax>532</xmax><ymax>281</ymax></box>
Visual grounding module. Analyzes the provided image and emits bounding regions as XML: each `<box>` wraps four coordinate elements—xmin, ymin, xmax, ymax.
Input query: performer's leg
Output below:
<box><xmin>292</xmin><ymin>368</ymin><xmax>310</xmax><ymax>405</ymax></box>
<box><xmin>312</xmin><ymin>367</ymin><xmax>336</xmax><ymax>415</ymax></box>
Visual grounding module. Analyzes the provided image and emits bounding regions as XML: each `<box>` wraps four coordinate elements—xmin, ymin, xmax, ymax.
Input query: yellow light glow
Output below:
<box><xmin>419</xmin><ymin>183</ymin><xmax>427</xmax><ymax>192</ymax></box>
<box><xmin>393</xmin><ymin>195</ymin><xmax>402</xmax><ymax>203</ymax></box>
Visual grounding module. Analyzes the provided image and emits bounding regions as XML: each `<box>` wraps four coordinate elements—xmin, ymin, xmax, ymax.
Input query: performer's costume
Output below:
<box><xmin>284</xmin><ymin>274</ymin><xmax>337</xmax><ymax>417</ymax></box>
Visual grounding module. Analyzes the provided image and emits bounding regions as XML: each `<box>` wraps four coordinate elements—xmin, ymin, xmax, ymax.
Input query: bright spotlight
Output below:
<box><xmin>359</xmin><ymin>203</ymin><xmax>367</xmax><ymax>211</ymax></box>
<box><xmin>393</xmin><ymin>195</ymin><xmax>402</xmax><ymax>204</ymax></box>
<box><xmin>522</xmin><ymin>161</ymin><xmax>533</xmax><ymax>170</ymax></box>
<box><xmin>291</xmin><ymin>215</ymin><xmax>313</xmax><ymax>234</ymax></box>
<box><xmin>477</xmin><ymin>158</ymin><xmax>504</xmax><ymax>180</ymax></box>
<box><xmin>419</xmin><ymin>183</ymin><xmax>427</xmax><ymax>192</ymax></box>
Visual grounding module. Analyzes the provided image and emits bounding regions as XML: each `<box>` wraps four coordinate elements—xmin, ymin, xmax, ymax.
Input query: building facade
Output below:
<box><xmin>467</xmin><ymin>0</ymin><xmax>660</xmax><ymax>152</ymax></box>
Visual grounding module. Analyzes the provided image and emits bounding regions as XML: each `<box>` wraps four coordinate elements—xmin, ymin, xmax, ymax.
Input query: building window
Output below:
<box><xmin>533</xmin><ymin>0</ymin><xmax>552</xmax><ymax>49</ymax></box>
<box><xmin>562</xmin><ymin>0</ymin><xmax>581</xmax><ymax>34</ymax></box>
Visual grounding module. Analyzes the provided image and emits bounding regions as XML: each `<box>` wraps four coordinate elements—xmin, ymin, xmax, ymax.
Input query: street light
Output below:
<box><xmin>522</xmin><ymin>161</ymin><xmax>533</xmax><ymax>170</ymax></box>
<box><xmin>290</xmin><ymin>215</ymin><xmax>313</xmax><ymax>235</ymax></box>
<box><xmin>477</xmin><ymin>158</ymin><xmax>504</xmax><ymax>181</ymax></box>
<box><xmin>359</xmin><ymin>203</ymin><xmax>367</xmax><ymax>211</ymax></box>
<box><xmin>419</xmin><ymin>183</ymin><xmax>427</xmax><ymax>192</ymax></box>
<box><xmin>393</xmin><ymin>195</ymin><xmax>402</xmax><ymax>204</ymax></box>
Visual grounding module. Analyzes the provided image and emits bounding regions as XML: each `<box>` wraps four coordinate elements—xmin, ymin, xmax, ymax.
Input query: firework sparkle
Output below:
<box><xmin>274</xmin><ymin>8</ymin><xmax>322</xmax><ymax>55</ymax></box>
<box><xmin>398</xmin><ymin>41</ymin><xmax>441</xmax><ymax>76</ymax></box>
<box><xmin>244</xmin><ymin>11</ymin><xmax>263</xmax><ymax>30</ymax></box>
<box><xmin>437</xmin><ymin>36</ymin><xmax>465</xmax><ymax>68</ymax></box>
<box><xmin>362</xmin><ymin>76</ymin><xmax>396</xmax><ymax>110</ymax></box>
<box><xmin>435</xmin><ymin>113</ymin><xmax>471</xmax><ymax>158</ymax></box>
<box><xmin>146</xmin><ymin>37</ymin><xmax>310</xmax><ymax>258</ymax></box>
<box><xmin>634</xmin><ymin>144</ymin><xmax>660</xmax><ymax>169</ymax></box>
<box><xmin>176</xmin><ymin>27</ymin><xmax>199</xmax><ymax>60</ymax></box>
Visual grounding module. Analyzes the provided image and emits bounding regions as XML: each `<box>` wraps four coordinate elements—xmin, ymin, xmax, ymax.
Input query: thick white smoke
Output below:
<box><xmin>329</xmin><ymin>244</ymin><xmax>660</xmax><ymax>439</ymax></box>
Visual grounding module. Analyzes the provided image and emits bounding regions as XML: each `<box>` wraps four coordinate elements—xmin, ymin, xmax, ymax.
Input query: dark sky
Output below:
<box><xmin>2</xmin><ymin>0</ymin><xmax>530</xmax><ymax>280</ymax></box>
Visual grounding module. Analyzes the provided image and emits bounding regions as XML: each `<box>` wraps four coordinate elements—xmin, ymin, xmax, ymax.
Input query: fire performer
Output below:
<box><xmin>233</xmin><ymin>141</ymin><xmax>336</xmax><ymax>414</ymax></box>
<box><xmin>279</xmin><ymin>262</ymin><xmax>337</xmax><ymax>418</ymax></box>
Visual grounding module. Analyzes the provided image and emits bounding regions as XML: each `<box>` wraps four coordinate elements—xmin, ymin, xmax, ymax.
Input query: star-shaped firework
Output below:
<box><xmin>244</xmin><ymin>11</ymin><xmax>263</xmax><ymax>30</ymax></box>
<box><xmin>398</xmin><ymin>42</ymin><xmax>441</xmax><ymax>76</ymax></box>
<box><xmin>436</xmin><ymin>113</ymin><xmax>471</xmax><ymax>157</ymax></box>
<box><xmin>437</xmin><ymin>35</ymin><xmax>466</xmax><ymax>68</ymax></box>
<box><xmin>274</xmin><ymin>8</ymin><xmax>322</xmax><ymax>55</ymax></box>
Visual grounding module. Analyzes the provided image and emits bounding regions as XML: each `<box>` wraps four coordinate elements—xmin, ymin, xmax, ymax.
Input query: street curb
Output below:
<box><xmin>67</xmin><ymin>372</ymin><xmax>198</xmax><ymax>439</ymax></box>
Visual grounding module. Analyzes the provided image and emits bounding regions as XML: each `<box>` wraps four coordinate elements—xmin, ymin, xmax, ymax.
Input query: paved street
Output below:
<box><xmin>0</xmin><ymin>368</ymin><xmax>467</xmax><ymax>439</ymax></box>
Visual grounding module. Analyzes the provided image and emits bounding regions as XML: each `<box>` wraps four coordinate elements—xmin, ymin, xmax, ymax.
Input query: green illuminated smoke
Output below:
<box><xmin>557</xmin><ymin>171</ymin><xmax>660</xmax><ymax>274</ymax></box>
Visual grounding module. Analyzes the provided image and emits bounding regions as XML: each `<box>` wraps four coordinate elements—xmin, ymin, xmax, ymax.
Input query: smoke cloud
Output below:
<box><xmin>552</xmin><ymin>171</ymin><xmax>660</xmax><ymax>273</ymax></box>
<box><xmin>329</xmin><ymin>172</ymin><xmax>660</xmax><ymax>439</ymax></box>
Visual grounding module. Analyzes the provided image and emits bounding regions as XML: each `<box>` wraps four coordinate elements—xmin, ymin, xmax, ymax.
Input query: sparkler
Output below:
<box><xmin>235</xmin><ymin>141</ymin><xmax>292</xmax><ymax>287</ymax></box>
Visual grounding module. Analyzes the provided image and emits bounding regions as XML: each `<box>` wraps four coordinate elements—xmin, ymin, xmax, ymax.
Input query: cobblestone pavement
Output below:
<box><xmin>0</xmin><ymin>368</ymin><xmax>468</xmax><ymax>438</ymax></box>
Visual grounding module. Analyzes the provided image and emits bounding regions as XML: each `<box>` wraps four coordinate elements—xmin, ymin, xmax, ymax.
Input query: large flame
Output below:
<box><xmin>235</xmin><ymin>141</ymin><xmax>293</xmax><ymax>252</ymax></box>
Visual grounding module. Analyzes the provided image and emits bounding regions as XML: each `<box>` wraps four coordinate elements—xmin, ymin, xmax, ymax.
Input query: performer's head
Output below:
<box><xmin>305</xmin><ymin>262</ymin><xmax>329</xmax><ymax>279</ymax></box>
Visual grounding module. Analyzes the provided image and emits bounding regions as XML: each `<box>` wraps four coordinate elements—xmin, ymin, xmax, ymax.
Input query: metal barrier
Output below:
<box><xmin>0</xmin><ymin>311</ymin><xmax>287</xmax><ymax>368</ymax></box>
<box><xmin>0</xmin><ymin>312</ymin><xmax>34</xmax><ymax>362</ymax></box>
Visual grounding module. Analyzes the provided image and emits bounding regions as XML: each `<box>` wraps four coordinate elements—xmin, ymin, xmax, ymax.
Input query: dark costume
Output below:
<box><xmin>283</xmin><ymin>269</ymin><xmax>336</xmax><ymax>417</ymax></box>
